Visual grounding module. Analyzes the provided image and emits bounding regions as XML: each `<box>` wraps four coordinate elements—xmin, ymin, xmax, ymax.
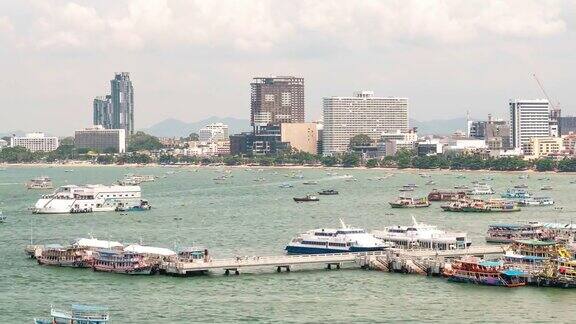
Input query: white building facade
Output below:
<box><xmin>322</xmin><ymin>91</ymin><xmax>409</xmax><ymax>155</ymax></box>
<box><xmin>10</xmin><ymin>133</ymin><xmax>59</xmax><ymax>152</ymax></box>
<box><xmin>509</xmin><ymin>99</ymin><xmax>550</xmax><ymax>153</ymax></box>
<box><xmin>198</xmin><ymin>123</ymin><xmax>229</xmax><ymax>143</ymax></box>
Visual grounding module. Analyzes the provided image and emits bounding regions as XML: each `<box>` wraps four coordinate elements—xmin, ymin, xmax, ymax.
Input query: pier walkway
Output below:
<box><xmin>161</xmin><ymin>245</ymin><xmax>506</xmax><ymax>275</ymax></box>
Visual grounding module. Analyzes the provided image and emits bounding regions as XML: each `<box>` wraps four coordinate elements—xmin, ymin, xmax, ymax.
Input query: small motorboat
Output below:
<box><xmin>115</xmin><ymin>200</ymin><xmax>151</xmax><ymax>212</ymax></box>
<box><xmin>318</xmin><ymin>189</ymin><xmax>339</xmax><ymax>195</ymax></box>
<box><xmin>293</xmin><ymin>195</ymin><xmax>319</xmax><ymax>202</ymax></box>
<box><xmin>399</xmin><ymin>187</ymin><xmax>414</xmax><ymax>192</ymax></box>
<box><xmin>425</xmin><ymin>180</ymin><xmax>436</xmax><ymax>186</ymax></box>
<box><xmin>0</xmin><ymin>211</ymin><xmax>5</xmax><ymax>223</ymax></box>
<box><xmin>514</xmin><ymin>184</ymin><xmax>528</xmax><ymax>189</ymax></box>
<box><xmin>279</xmin><ymin>183</ymin><xmax>294</xmax><ymax>188</ymax></box>
<box><xmin>303</xmin><ymin>181</ymin><xmax>318</xmax><ymax>185</ymax></box>
<box><xmin>540</xmin><ymin>186</ymin><xmax>553</xmax><ymax>191</ymax></box>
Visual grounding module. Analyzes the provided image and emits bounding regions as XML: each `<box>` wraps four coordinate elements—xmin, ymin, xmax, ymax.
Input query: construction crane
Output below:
<box><xmin>533</xmin><ymin>73</ymin><xmax>561</xmax><ymax>137</ymax></box>
<box><xmin>532</xmin><ymin>73</ymin><xmax>560</xmax><ymax>110</ymax></box>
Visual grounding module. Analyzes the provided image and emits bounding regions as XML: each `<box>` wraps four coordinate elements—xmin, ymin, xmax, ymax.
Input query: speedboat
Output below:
<box><xmin>293</xmin><ymin>195</ymin><xmax>319</xmax><ymax>202</ymax></box>
<box><xmin>285</xmin><ymin>219</ymin><xmax>391</xmax><ymax>254</ymax></box>
<box><xmin>318</xmin><ymin>189</ymin><xmax>339</xmax><ymax>195</ymax></box>
<box><xmin>115</xmin><ymin>199</ymin><xmax>152</xmax><ymax>212</ymax></box>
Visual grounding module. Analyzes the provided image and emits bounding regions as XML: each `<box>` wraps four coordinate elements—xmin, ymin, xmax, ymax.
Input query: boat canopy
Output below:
<box><xmin>71</xmin><ymin>304</ymin><xmax>109</xmax><ymax>312</ymax></box>
<box><xmin>124</xmin><ymin>244</ymin><xmax>176</xmax><ymax>256</ymax></box>
<box><xmin>73</xmin><ymin>238</ymin><xmax>123</xmax><ymax>249</ymax></box>
<box><xmin>514</xmin><ymin>239</ymin><xmax>558</xmax><ymax>246</ymax></box>
<box><xmin>478</xmin><ymin>260</ymin><xmax>503</xmax><ymax>267</ymax></box>
<box><xmin>501</xmin><ymin>268</ymin><xmax>524</xmax><ymax>276</ymax></box>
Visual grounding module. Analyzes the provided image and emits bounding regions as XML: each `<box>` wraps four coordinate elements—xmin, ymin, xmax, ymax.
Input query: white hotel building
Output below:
<box><xmin>10</xmin><ymin>133</ymin><xmax>59</xmax><ymax>152</ymax></box>
<box><xmin>198</xmin><ymin>123</ymin><xmax>229</xmax><ymax>143</ymax></box>
<box><xmin>509</xmin><ymin>99</ymin><xmax>550</xmax><ymax>154</ymax></box>
<box><xmin>322</xmin><ymin>91</ymin><xmax>409</xmax><ymax>155</ymax></box>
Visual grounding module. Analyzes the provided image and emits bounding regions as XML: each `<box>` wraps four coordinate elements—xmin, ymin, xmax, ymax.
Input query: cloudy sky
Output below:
<box><xmin>0</xmin><ymin>0</ymin><xmax>574</xmax><ymax>135</ymax></box>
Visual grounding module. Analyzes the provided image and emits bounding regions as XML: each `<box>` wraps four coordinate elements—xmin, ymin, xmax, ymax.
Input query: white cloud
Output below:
<box><xmin>5</xmin><ymin>0</ymin><xmax>569</xmax><ymax>52</ymax></box>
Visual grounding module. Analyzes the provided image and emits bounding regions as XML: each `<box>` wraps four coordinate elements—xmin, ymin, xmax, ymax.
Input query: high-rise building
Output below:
<box><xmin>509</xmin><ymin>99</ymin><xmax>550</xmax><ymax>153</ymax></box>
<box><xmin>93</xmin><ymin>95</ymin><xmax>113</xmax><ymax>129</ymax></box>
<box><xmin>110</xmin><ymin>72</ymin><xmax>134</xmax><ymax>135</ymax></box>
<box><xmin>559</xmin><ymin>116</ymin><xmax>576</xmax><ymax>135</ymax></box>
<box><xmin>10</xmin><ymin>133</ymin><xmax>59</xmax><ymax>152</ymax></box>
<box><xmin>322</xmin><ymin>91</ymin><xmax>409</xmax><ymax>155</ymax></box>
<box><xmin>468</xmin><ymin>114</ymin><xmax>511</xmax><ymax>149</ymax></box>
<box><xmin>74</xmin><ymin>126</ymin><xmax>126</xmax><ymax>153</ymax></box>
<box><xmin>198</xmin><ymin>123</ymin><xmax>229</xmax><ymax>143</ymax></box>
<box><xmin>549</xmin><ymin>108</ymin><xmax>561</xmax><ymax>137</ymax></box>
<box><xmin>250</xmin><ymin>76</ymin><xmax>304</xmax><ymax>128</ymax></box>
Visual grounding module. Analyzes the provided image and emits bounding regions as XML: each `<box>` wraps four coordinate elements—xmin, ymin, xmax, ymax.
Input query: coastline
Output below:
<box><xmin>0</xmin><ymin>162</ymin><xmax>572</xmax><ymax>174</ymax></box>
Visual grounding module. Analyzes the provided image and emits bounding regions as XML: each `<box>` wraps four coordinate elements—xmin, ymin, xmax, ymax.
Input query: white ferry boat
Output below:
<box><xmin>285</xmin><ymin>220</ymin><xmax>391</xmax><ymax>254</ymax></box>
<box><xmin>33</xmin><ymin>184</ymin><xmax>143</xmax><ymax>214</ymax></box>
<box><xmin>372</xmin><ymin>217</ymin><xmax>471</xmax><ymax>250</ymax></box>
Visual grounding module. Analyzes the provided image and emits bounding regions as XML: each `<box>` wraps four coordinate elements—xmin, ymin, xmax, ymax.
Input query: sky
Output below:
<box><xmin>0</xmin><ymin>0</ymin><xmax>575</xmax><ymax>135</ymax></box>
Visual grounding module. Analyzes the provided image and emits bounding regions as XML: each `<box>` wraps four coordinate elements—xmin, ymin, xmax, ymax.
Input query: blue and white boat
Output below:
<box><xmin>34</xmin><ymin>304</ymin><xmax>109</xmax><ymax>324</ymax></box>
<box><xmin>285</xmin><ymin>220</ymin><xmax>391</xmax><ymax>254</ymax></box>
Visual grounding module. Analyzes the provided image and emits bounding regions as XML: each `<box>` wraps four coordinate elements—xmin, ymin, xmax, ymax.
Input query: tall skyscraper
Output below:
<box><xmin>110</xmin><ymin>72</ymin><xmax>135</xmax><ymax>135</ymax></box>
<box><xmin>322</xmin><ymin>91</ymin><xmax>409</xmax><ymax>155</ymax></box>
<box><xmin>509</xmin><ymin>99</ymin><xmax>550</xmax><ymax>152</ymax></box>
<box><xmin>250</xmin><ymin>76</ymin><xmax>304</xmax><ymax>128</ymax></box>
<box><xmin>93</xmin><ymin>95</ymin><xmax>113</xmax><ymax>129</ymax></box>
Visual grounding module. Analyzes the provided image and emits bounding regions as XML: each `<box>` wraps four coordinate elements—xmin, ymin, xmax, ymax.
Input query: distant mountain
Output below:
<box><xmin>410</xmin><ymin>117</ymin><xmax>468</xmax><ymax>135</ymax></box>
<box><xmin>141</xmin><ymin>117</ymin><xmax>251</xmax><ymax>137</ymax></box>
<box><xmin>142</xmin><ymin>116</ymin><xmax>469</xmax><ymax>137</ymax></box>
<box><xmin>0</xmin><ymin>130</ymin><xmax>27</xmax><ymax>138</ymax></box>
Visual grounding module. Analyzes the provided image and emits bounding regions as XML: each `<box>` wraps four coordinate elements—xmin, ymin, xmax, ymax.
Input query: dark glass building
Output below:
<box><xmin>250</xmin><ymin>76</ymin><xmax>304</xmax><ymax>127</ymax></box>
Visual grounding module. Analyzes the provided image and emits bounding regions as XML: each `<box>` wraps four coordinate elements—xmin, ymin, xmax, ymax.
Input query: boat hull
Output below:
<box><xmin>447</xmin><ymin>275</ymin><xmax>525</xmax><ymax>287</ymax></box>
<box><xmin>285</xmin><ymin>245</ymin><xmax>385</xmax><ymax>255</ymax></box>
<box><xmin>389</xmin><ymin>203</ymin><xmax>430</xmax><ymax>208</ymax></box>
<box><xmin>92</xmin><ymin>265</ymin><xmax>153</xmax><ymax>275</ymax></box>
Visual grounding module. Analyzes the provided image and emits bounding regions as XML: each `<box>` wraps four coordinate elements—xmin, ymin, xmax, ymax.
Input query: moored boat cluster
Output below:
<box><xmin>28</xmin><ymin>237</ymin><xmax>209</xmax><ymax>276</ymax></box>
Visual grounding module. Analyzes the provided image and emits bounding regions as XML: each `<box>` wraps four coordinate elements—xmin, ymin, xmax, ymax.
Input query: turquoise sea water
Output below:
<box><xmin>1</xmin><ymin>166</ymin><xmax>576</xmax><ymax>323</ymax></box>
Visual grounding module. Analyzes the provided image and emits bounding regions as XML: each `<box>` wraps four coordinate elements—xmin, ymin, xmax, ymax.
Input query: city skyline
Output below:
<box><xmin>0</xmin><ymin>1</ymin><xmax>575</xmax><ymax>135</ymax></box>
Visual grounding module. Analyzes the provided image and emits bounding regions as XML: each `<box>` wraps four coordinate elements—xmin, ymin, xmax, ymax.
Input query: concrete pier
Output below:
<box><xmin>160</xmin><ymin>245</ymin><xmax>506</xmax><ymax>276</ymax></box>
